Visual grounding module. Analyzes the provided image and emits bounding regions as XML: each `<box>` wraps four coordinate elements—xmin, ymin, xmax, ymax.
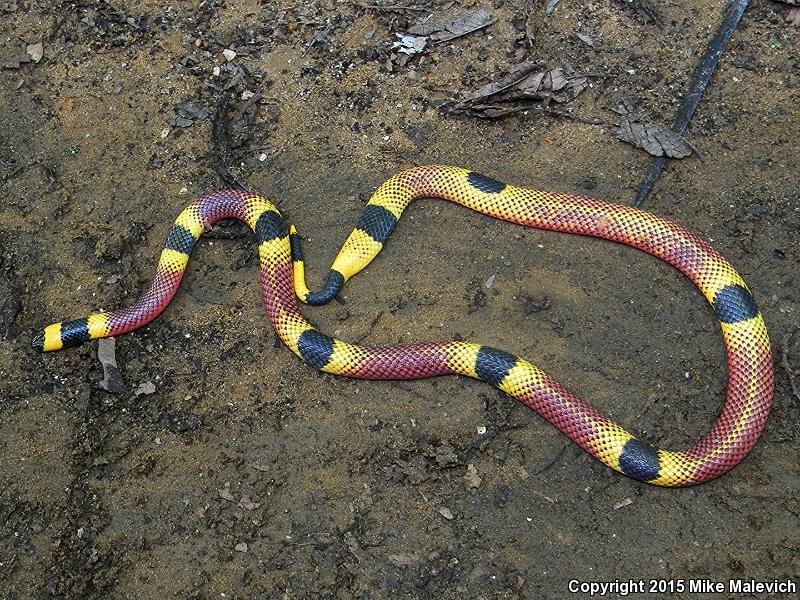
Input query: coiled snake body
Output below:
<box><xmin>33</xmin><ymin>166</ymin><xmax>774</xmax><ymax>486</ymax></box>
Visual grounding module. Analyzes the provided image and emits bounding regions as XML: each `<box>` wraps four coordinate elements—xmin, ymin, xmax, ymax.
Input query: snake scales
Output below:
<box><xmin>33</xmin><ymin>166</ymin><xmax>774</xmax><ymax>486</ymax></box>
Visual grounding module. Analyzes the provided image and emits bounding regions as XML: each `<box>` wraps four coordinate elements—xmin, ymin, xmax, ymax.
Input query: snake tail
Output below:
<box><xmin>32</xmin><ymin>165</ymin><xmax>773</xmax><ymax>487</ymax></box>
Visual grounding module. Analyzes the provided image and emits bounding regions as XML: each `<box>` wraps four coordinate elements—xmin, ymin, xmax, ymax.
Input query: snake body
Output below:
<box><xmin>33</xmin><ymin>166</ymin><xmax>774</xmax><ymax>486</ymax></box>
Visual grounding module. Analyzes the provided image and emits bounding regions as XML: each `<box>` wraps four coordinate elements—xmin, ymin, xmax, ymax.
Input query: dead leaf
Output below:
<box><xmin>464</xmin><ymin>464</ymin><xmax>482</xmax><ymax>489</ymax></box>
<box><xmin>391</xmin><ymin>10</ymin><xmax>492</xmax><ymax>67</ymax></box>
<box><xmin>170</xmin><ymin>100</ymin><xmax>209</xmax><ymax>128</ymax></box>
<box><xmin>97</xmin><ymin>338</ymin><xmax>125</xmax><ymax>395</ymax></box>
<box><xmin>616</xmin><ymin>118</ymin><xmax>692</xmax><ymax>158</ymax></box>
<box><xmin>447</xmin><ymin>61</ymin><xmax>589</xmax><ymax>118</ymax></box>
<box><xmin>460</xmin><ymin>61</ymin><xmax>545</xmax><ymax>103</ymax></box>
<box><xmin>393</xmin><ymin>34</ymin><xmax>427</xmax><ymax>56</ymax></box>
<box><xmin>218</xmin><ymin>484</ymin><xmax>235</xmax><ymax>502</ymax></box>
<box><xmin>408</xmin><ymin>10</ymin><xmax>494</xmax><ymax>42</ymax></box>
<box><xmin>26</xmin><ymin>42</ymin><xmax>43</xmax><ymax>63</ymax></box>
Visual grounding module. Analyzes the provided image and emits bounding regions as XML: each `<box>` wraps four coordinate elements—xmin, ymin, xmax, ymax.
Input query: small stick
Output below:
<box><xmin>356</xmin><ymin>3</ymin><xmax>431</xmax><ymax>12</ymax></box>
<box><xmin>533</xmin><ymin>441</ymin><xmax>570</xmax><ymax>475</ymax></box>
<box><xmin>460</xmin><ymin>103</ymin><xmax>606</xmax><ymax>125</ymax></box>
<box><xmin>781</xmin><ymin>335</ymin><xmax>800</xmax><ymax>402</ymax></box>
<box><xmin>634</xmin><ymin>0</ymin><xmax>750</xmax><ymax>208</ymax></box>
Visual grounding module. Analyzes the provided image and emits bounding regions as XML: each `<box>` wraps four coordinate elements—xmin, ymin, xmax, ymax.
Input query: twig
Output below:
<box><xmin>531</xmin><ymin>489</ymin><xmax>556</xmax><ymax>503</ymax></box>
<box><xmin>633</xmin><ymin>0</ymin><xmax>750</xmax><ymax>207</ymax></box>
<box><xmin>524</xmin><ymin>0</ymin><xmax>541</xmax><ymax>47</ymax></box>
<box><xmin>781</xmin><ymin>334</ymin><xmax>800</xmax><ymax>402</ymax></box>
<box><xmin>355</xmin><ymin>311</ymin><xmax>385</xmax><ymax>343</ymax></box>
<box><xmin>356</xmin><ymin>3</ymin><xmax>431</xmax><ymax>12</ymax></box>
<box><xmin>456</xmin><ymin>103</ymin><xmax>607</xmax><ymax>125</ymax></box>
<box><xmin>430</xmin><ymin>20</ymin><xmax>495</xmax><ymax>44</ymax></box>
<box><xmin>533</xmin><ymin>441</ymin><xmax>570</xmax><ymax>475</ymax></box>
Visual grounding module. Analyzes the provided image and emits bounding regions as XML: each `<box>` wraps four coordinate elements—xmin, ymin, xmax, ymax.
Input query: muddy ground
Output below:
<box><xmin>1</xmin><ymin>1</ymin><xmax>798</xmax><ymax>598</ymax></box>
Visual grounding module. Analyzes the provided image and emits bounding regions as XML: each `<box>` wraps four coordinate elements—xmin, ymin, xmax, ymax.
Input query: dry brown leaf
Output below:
<box><xmin>447</xmin><ymin>62</ymin><xmax>588</xmax><ymax>117</ymax></box>
<box><xmin>616</xmin><ymin>118</ymin><xmax>692</xmax><ymax>158</ymax></box>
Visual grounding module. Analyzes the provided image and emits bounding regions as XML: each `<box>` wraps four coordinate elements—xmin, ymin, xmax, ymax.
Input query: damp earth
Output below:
<box><xmin>1</xmin><ymin>1</ymin><xmax>798</xmax><ymax>598</ymax></box>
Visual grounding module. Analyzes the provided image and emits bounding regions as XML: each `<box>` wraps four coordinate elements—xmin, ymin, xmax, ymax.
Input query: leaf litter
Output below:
<box><xmin>444</xmin><ymin>61</ymin><xmax>591</xmax><ymax>119</ymax></box>
<box><xmin>407</xmin><ymin>9</ymin><xmax>493</xmax><ymax>42</ymax></box>
<box><xmin>616</xmin><ymin>118</ymin><xmax>693</xmax><ymax>158</ymax></box>
<box><xmin>611</xmin><ymin>100</ymin><xmax>694</xmax><ymax>159</ymax></box>
<box><xmin>391</xmin><ymin>9</ymin><xmax>493</xmax><ymax>67</ymax></box>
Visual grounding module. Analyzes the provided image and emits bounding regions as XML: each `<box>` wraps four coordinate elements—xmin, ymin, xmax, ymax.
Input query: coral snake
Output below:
<box><xmin>33</xmin><ymin>166</ymin><xmax>774</xmax><ymax>486</ymax></box>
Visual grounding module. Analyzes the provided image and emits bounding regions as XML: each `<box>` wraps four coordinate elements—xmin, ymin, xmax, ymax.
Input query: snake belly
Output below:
<box><xmin>32</xmin><ymin>165</ymin><xmax>774</xmax><ymax>487</ymax></box>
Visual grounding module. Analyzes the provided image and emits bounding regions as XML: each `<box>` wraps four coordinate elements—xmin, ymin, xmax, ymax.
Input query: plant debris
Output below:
<box><xmin>444</xmin><ymin>61</ymin><xmax>589</xmax><ymax>118</ymax></box>
<box><xmin>407</xmin><ymin>9</ymin><xmax>493</xmax><ymax>42</ymax></box>
<box><xmin>26</xmin><ymin>42</ymin><xmax>43</xmax><ymax>63</ymax></box>
<box><xmin>97</xmin><ymin>338</ymin><xmax>125</xmax><ymax>395</ymax></box>
<box><xmin>170</xmin><ymin>100</ymin><xmax>209</xmax><ymax>128</ymax></box>
<box><xmin>134</xmin><ymin>380</ymin><xmax>156</xmax><ymax>396</ymax></box>
<box><xmin>392</xmin><ymin>34</ymin><xmax>428</xmax><ymax>65</ymax></box>
<box><xmin>218</xmin><ymin>484</ymin><xmax>235</xmax><ymax>502</ymax></box>
<box><xmin>464</xmin><ymin>464</ymin><xmax>482</xmax><ymax>489</ymax></box>
<box><xmin>391</xmin><ymin>10</ymin><xmax>493</xmax><ymax>66</ymax></box>
<box><xmin>614</xmin><ymin>497</ymin><xmax>634</xmax><ymax>510</ymax></box>
<box><xmin>545</xmin><ymin>0</ymin><xmax>561</xmax><ymax>14</ymax></box>
<box><xmin>617</xmin><ymin>118</ymin><xmax>693</xmax><ymax>158</ymax></box>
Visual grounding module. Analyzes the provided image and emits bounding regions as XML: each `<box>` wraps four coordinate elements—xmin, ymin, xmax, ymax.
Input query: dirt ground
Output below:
<box><xmin>1</xmin><ymin>1</ymin><xmax>798</xmax><ymax>598</ymax></box>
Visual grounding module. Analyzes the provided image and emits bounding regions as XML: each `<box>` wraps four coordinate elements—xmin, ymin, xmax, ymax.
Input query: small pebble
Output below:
<box><xmin>235</xmin><ymin>542</ymin><xmax>248</xmax><ymax>552</ymax></box>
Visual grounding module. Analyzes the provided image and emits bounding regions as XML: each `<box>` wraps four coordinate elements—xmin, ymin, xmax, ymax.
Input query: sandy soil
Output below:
<box><xmin>1</xmin><ymin>0</ymin><xmax>798</xmax><ymax>598</ymax></box>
